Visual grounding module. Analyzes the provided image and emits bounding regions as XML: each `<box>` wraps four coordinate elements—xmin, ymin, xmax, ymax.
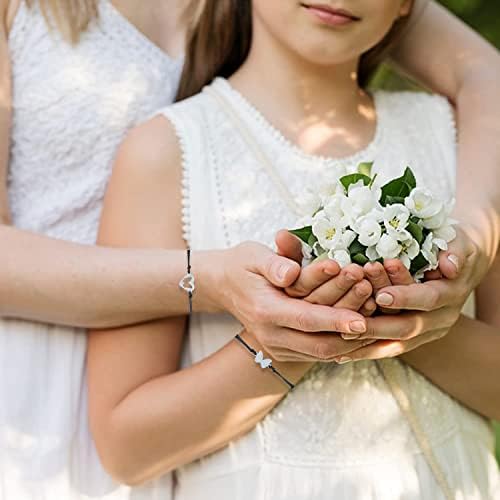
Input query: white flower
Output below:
<box><xmin>341</xmin><ymin>181</ymin><xmax>380</xmax><ymax>224</ymax></box>
<box><xmin>301</xmin><ymin>242</ymin><xmax>313</xmax><ymax>261</ymax></box>
<box><xmin>421</xmin><ymin>233</ymin><xmax>439</xmax><ymax>269</ymax></box>
<box><xmin>405</xmin><ymin>188</ymin><xmax>443</xmax><ymax>219</ymax></box>
<box><xmin>383</xmin><ymin>204</ymin><xmax>411</xmax><ymax>241</ymax></box>
<box><xmin>355</xmin><ymin>215</ymin><xmax>383</xmax><ymax>247</ymax></box>
<box><xmin>323</xmin><ymin>194</ymin><xmax>350</xmax><ymax>228</ymax></box>
<box><xmin>399</xmin><ymin>237</ymin><xmax>420</xmax><ymax>269</ymax></box>
<box><xmin>317</xmin><ymin>169</ymin><xmax>345</xmax><ymax>204</ymax></box>
<box><xmin>375</xmin><ymin>233</ymin><xmax>402</xmax><ymax>260</ymax></box>
<box><xmin>312</xmin><ymin>217</ymin><xmax>344</xmax><ymax>250</ymax></box>
<box><xmin>432</xmin><ymin>224</ymin><xmax>456</xmax><ymax>250</ymax></box>
<box><xmin>420</xmin><ymin>200</ymin><xmax>455</xmax><ymax>230</ymax></box>
<box><xmin>328</xmin><ymin>249</ymin><xmax>351</xmax><ymax>268</ymax></box>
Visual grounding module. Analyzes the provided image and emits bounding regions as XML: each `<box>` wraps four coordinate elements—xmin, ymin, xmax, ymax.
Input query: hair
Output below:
<box><xmin>25</xmin><ymin>0</ymin><xmax>98</xmax><ymax>44</ymax></box>
<box><xmin>176</xmin><ymin>0</ymin><xmax>415</xmax><ymax>102</ymax></box>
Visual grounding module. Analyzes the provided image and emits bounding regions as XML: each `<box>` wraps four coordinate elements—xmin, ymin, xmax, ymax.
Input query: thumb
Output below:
<box><xmin>275</xmin><ymin>229</ymin><xmax>303</xmax><ymax>264</ymax></box>
<box><xmin>438</xmin><ymin>240</ymin><xmax>464</xmax><ymax>280</ymax></box>
<box><xmin>254</xmin><ymin>248</ymin><xmax>301</xmax><ymax>288</ymax></box>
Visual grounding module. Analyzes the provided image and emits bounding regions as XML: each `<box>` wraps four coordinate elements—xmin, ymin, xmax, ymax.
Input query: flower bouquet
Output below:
<box><xmin>290</xmin><ymin>163</ymin><xmax>456</xmax><ymax>280</ymax></box>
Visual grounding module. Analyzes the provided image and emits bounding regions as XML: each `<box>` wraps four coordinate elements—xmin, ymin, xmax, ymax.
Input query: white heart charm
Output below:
<box><xmin>179</xmin><ymin>273</ymin><xmax>195</xmax><ymax>294</ymax></box>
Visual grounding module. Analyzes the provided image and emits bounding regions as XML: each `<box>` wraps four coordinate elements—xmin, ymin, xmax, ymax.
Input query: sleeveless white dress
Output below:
<box><xmin>1</xmin><ymin>1</ymin><xmax>182</xmax><ymax>498</ymax></box>
<box><xmin>158</xmin><ymin>78</ymin><xmax>500</xmax><ymax>500</ymax></box>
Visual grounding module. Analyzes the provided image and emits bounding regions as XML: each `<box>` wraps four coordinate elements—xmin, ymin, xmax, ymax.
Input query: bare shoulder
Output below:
<box><xmin>2</xmin><ymin>0</ymin><xmax>21</xmax><ymax>34</ymax></box>
<box><xmin>113</xmin><ymin>114</ymin><xmax>182</xmax><ymax>187</ymax></box>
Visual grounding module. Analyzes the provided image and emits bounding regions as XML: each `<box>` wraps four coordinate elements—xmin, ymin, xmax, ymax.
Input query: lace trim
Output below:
<box><xmin>211</xmin><ymin>77</ymin><xmax>385</xmax><ymax>167</ymax></box>
<box><xmin>160</xmin><ymin>109</ymin><xmax>192</xmax><ymax>246</ymax></box>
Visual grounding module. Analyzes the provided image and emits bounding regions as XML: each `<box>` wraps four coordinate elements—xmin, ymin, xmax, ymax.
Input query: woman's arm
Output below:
<box><xmin>87</xmin><ymin>118</ymin><xmax>313</xmax><ymax>485</ymax></box>
<box><xmin>392</xmin><ymin>0</ymin><xmax>500</xmax><ymax>271</ymax></box>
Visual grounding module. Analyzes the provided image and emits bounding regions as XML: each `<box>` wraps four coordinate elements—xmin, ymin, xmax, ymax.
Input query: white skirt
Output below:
<box><xmin>175</xmin><ymin>361</ymin><xmax>500</xmax><ymax>500</ymax></box>
<box><xmin>0</xmin><ymin>318</ymin><xmax>172</xmax><ymax>500</ymax></box>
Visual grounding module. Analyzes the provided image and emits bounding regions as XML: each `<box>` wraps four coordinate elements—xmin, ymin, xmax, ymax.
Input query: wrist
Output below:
<box><xmin>190</xmin><ymin>249</ymin><xmax>229</xmax><ymax>314</ymax></box>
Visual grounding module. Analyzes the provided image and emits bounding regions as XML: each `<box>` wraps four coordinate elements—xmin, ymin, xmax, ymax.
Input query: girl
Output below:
<box><xmin>1</xmin><ymin>0</ymin><xmax>499</xmax><ymax>499</ymax></box>
<box><xmin>88</xmin><ymin>1</ymin><xmax>500</xmax><ymax>499</ymax></box>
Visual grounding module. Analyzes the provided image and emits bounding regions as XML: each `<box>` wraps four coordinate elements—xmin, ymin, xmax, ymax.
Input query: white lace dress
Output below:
<box><xmin>0</xmin><ymin>1</ymin><xmax>182</xmax><ymax>498</ymax></box>
<box><xmin>158</xmin><ymin>78</ymin><xmax>500</xmax><ymax>500</ymax></box>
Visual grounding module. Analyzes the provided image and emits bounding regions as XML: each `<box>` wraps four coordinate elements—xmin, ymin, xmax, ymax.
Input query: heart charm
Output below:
<box><xmin>179</xmin><ymin>273</ymin><xmax>195</xmax><ymax>294</ymax></box>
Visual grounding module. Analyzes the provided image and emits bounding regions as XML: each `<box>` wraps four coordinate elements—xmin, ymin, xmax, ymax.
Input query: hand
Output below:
<box><xmin>203</xmin><ymin>241</ymin><xmax>372</xmax><ymax>362</ymax></box>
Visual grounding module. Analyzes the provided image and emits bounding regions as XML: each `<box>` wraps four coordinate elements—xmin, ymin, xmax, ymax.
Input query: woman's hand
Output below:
<box><xmin>207</xmin><ymin>242</ymin><xmax>375</xmax><ymax>363</ymax></box>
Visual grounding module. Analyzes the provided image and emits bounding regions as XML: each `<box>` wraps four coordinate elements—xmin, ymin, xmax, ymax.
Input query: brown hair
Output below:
<box><xmin>177</xmin><ymin>0</ymin><xmax>414</xmax><ymax>101</ymax></box>
<box><xmin>25</xmin><ymin>0</ymin><xmax>98</xmax><ymax>44</ymax></box>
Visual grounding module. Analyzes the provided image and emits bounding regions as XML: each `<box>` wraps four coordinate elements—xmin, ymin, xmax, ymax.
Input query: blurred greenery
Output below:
<box><xmin>373</xmin><ymin>0</ymin><xmax>500</xmax><ymax>466</ymax></box>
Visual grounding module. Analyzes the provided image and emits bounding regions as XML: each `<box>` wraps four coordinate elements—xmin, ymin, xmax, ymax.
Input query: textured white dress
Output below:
<box><xmin>158</xmin><ymin>78</ymin><xmax>500</xmax><ymax>500</ymax></box>
<box><xmin>1</xmin><ymin>1</ymin><xmax>182</xmax><ymax>498</ymax></box>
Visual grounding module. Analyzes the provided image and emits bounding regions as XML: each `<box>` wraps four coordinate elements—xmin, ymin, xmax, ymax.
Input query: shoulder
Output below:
<box><xmin>376</xmin><ymin>90</ymin><xmax>455</xmax><ymax>125</ymax></box>
<box><xmin>1</xmin><ymin>0</ymin><xmax>21</xmax><ymax>34</ymax></box>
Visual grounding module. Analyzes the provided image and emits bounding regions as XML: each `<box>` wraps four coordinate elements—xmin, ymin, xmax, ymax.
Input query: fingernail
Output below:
<box><xmin>346</xmin><ymin>273</ymin><xmax>357</xmax><ymax>283</ymax></box>
<box><xmin>277</xmin><ymin>264</ymin><xmax>290</xmax><ymax>281</ymax></box>
<box><xmin>342</xmin><ymin>333</ymin><xmax>360</xmax><ymax>340</ymax></box>
<box><xmin>376</xmin><ymin>293</ymin><xmax>394</xmax><ymax>306</ymax></box>
<box><xmin>349</xmin><ymin>321</ymin><xmax>366</xmax><ymax>333</ymax></box>
<box><xmin>447</xmin><ymin>254</ymin><xmax>460</xmax><ymax>272</ymax></box>
<box><xmin>324</xmin><ymin>267</ymin><xmax>336</xmax><ymax>276</ymax></box>
<box><xmin>336</xmin><ymin>356</ymin><xmax>352</xmax><ymax>365</ymax></box>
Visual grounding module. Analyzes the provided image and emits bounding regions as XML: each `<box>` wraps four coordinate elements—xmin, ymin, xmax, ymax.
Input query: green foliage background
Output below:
<box><xmin>374</xmin><ymin>0</ymin><xmax>500</xmax><ymax>465</ymax></box>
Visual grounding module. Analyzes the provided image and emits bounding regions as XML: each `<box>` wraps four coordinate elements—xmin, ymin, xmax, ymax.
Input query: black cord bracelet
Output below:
<box><xmin>178</xmin><ymin>249</ymin><xmax>195</xmax><ymax>314</ymax></box>
<box><xmin>234</xmin><ymin>334</ymin><xmax>295</xmax><ymax>390</ymax></box>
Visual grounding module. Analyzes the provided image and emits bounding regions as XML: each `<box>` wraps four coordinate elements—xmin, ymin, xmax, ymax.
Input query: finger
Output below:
<box><xmin>285</xmin><ymin>259</ymin><xmax>341</xmax><ymax>298</ymax></box>
<box><xmin>337</xmin><ymin>328</ymin><xmax>448</xmax><ymax>362</ymax></box>
<box><xmin>304</xmin><ymin>264</ymin><xmax>364</xmax><ymax>306</ymax></box>
<box><xmin>268</xmin><ymin>329</ymin><xmax>377</xmax><ymax>362</ymax></box>
<box><xmin>333</xmin><ymin>279</ymin><xmax>373</xmax><ymax>311</ymax></box>
<box><xmin>275</xmin><ymin>229</ymin><xmax>303</xmax><ymax>264</ymax></box>
<box><xmin>359</xmin><ymin>297</ymin><xmax>377</xmax><ymax>317</ymax></box>
<box><xmin>251</xmin><ymin>245</ymin><xmax>301</xmax><ymax>288</ymax></box>
<box><xmin>374</xmin><ymin>280</ymin><xmax>463</xmax><ymax>311</ymax></box>
<box><xmin>359</xmin><ymin>308</ymin><xmax>455</xmax><ymax>340</ymax></box>
<box><xmin>424</xmin><ymin>269</ymin><xmax>443</xmax><ymax>281</ymax></box>
<box><xmin>272</xmin><ymin>297</ymin><xmax>368</xmax><ymax>334</ymax></box>
<box><xmin>383</xmin><ymin>259</ymin><xmax>414</xmax><ymax>285</ymax></box>
<box><xmin>364</xmin><ymin>261</ymin><xmax>395</xmax><ymax>314</ymax></box>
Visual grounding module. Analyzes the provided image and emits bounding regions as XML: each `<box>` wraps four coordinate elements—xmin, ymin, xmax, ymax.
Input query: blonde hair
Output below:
<box><xmin>25</xmin><ymin>0</ymin><xmax>98</xmax><ymax>43</ymax></box>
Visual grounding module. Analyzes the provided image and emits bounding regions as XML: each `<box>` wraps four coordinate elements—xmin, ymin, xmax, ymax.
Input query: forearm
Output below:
<box><xmin>0</xmin><ymin>15</ymin><xmax>11</xmax><ymax>224</ymax></box>
<box><xmin>92</xmin><ymin>330</ymin><xmax>312</xmax><ymax>486</ymax></box>
<box><xmin>0</xmin><ymin>225</ymin><xmax>220</xmax><ymax>327</ymax></box>
<box><xmin>401</xmin><ymin>314</ymin><xmax>500</xmax><ymax>420</ymax></box>
<box><xmin>392</xmin><ymin>1</ymin><xmax>500</xmax><ymax>268</ymax></box>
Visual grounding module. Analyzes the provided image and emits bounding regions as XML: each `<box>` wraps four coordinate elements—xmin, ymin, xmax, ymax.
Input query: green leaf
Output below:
<box><xmin>307</xmin><ymin>233</ymin><xmax>318</xmax><ymax>247</ymax></box>
<box><xmin>407</xmin><ymin>221</ymin><xmax>424</xmax><ymax>245</ymax></box>
<box><xmin>289</xmin><ymin>226</ymin><xmax>312</xmax><ymax>244</ymax></box>
<box><xmin>352</xmin><ymin>253</ymin><xmax>369</xmax><ymax>265</ymax></box>
<box><xmin>349</xmin><ymin>238</ymin><xmax>367</xmax><ymax>256</ymax></box>
<box><xmin>357</xmin><ymin>162</ymin><xmax>373</xmax><ymax>177</ymax></box>
<box><xmin>380</xmin><ymin>167</ymin><xmax>417</xmax><ymax>206</ymax></box>
<box><xmin>409</xmin><ymin>252</ymin><xmax>429</xmax><ymax>275</ymax></box>
<box><xmin>340</xmin><ymin>173</ymin><xmax>371</xmax><ymax>192</ymax></box>
<box><xmin>385</xmin><ymin>195</ymin><xmax>405</xmax><ymax>205</ymax></box>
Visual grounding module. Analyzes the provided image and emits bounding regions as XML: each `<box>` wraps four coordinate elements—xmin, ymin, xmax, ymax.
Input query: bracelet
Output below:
<box><xmin>234</xmin><ymin>334</ymin><xmax>295</xmax><ymax>390</ymax></box>
<box><xmin>178</xmin><ymin>249</ymin><xmax>195</xmax><ymax>314</ymax></box>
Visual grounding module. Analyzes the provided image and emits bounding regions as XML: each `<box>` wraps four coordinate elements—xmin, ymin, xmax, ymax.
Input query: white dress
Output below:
<box><xmin>0</xmin><ymin>1</ymin><xmax>182</xmax><ymax>498</ymax></box>
<box><xmin>158</xmin><ymin>78</ymin><xmax>500</xmax><ymax>500</ymax></box>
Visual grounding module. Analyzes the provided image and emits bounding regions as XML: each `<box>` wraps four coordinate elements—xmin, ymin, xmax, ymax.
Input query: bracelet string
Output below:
<box><xmin>234</xmin><ymin>334</ymin><xmax>295</xmax><ymax>390</ymax></box>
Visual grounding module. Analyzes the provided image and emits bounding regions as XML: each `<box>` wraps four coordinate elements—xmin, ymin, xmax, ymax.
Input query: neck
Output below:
<box><xmin>230</xmin><ymin>27</ymin><xmax>376</xmax><ymax>158</ymax></box>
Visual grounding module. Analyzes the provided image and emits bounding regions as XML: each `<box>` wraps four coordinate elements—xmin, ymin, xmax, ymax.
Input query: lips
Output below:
<box><xmin>301</xmin><ymin>3</ymin><xmax>361</xmax><ymax>25</ymax></box>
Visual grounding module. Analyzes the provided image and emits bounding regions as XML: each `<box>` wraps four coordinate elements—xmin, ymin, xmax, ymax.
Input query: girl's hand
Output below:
<box><xmin>206</xmin><ymin>241</ymin><xmax>372</xmax><ymax>362</ymax></box>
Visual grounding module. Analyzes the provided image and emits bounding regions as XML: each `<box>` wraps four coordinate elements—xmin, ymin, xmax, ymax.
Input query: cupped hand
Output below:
<box><xmin>211</xmin><ymin>241</ymin><xmax>373</xmax><ymax>362</ymax></box>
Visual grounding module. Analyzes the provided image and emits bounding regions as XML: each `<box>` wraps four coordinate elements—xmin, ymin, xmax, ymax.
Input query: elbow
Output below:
<box><xmin>92</xmin><ymin>421</ymin><xmax>177</xmax><ymax>487</ymax></box>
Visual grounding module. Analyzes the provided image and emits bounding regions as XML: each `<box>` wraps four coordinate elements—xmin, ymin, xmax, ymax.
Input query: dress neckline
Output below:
<box><xmin>211</xmin><ymin>77</ymin><xmax>384</xmax><ymax>166</ymax></box>
<box><xmin>102</xmin><ymin>1</ymin><xmax>184</xmax><ymax>66</ymax></box>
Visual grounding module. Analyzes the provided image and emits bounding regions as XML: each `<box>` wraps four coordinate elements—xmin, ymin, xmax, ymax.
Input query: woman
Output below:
<box><xmin>87</xmin><ymin>0</ymin><xmax>500</xmax><ymax>498</ymax></box>
<box><xmin>0</xmin><ymin>0</ymin><xmax>499</xmax><ymax>499</ymax></box>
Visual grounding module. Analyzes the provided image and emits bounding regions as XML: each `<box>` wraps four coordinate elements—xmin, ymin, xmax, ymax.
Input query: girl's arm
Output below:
<box><xmin>391</xmin><ymin>0</ymin><xmax>500</xmax><ymax>272</ymax></box>
<box><xmin>87</xmin><ymin>117</ymin><xmax>313</xmax><ymax>485</ymax></box>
